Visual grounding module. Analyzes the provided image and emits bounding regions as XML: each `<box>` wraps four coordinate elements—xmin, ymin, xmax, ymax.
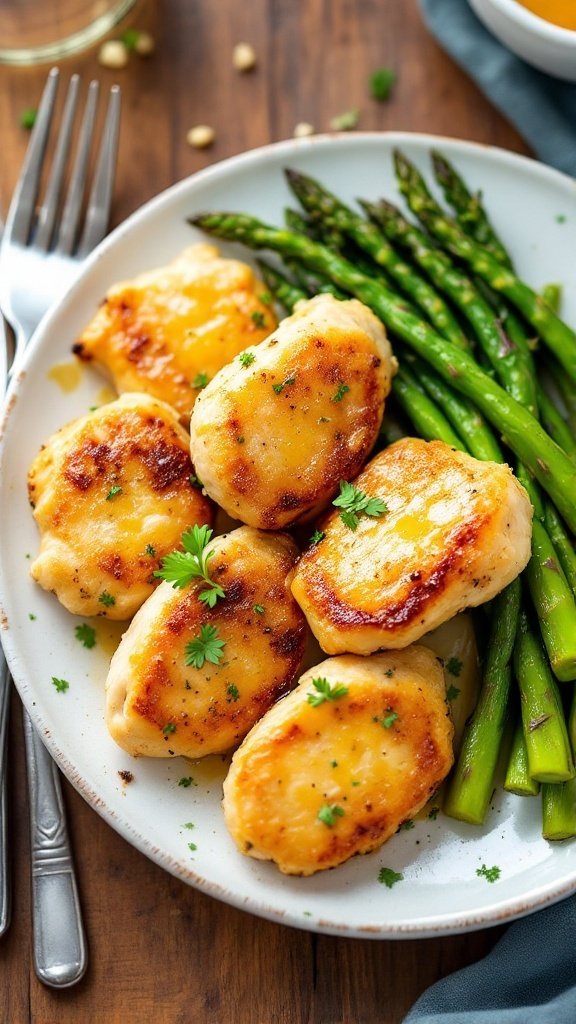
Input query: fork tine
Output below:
<box><xmin>35</xmin><ymin>75</ymin><xmax>80</xmax><ymax>252</ymax></box>
<box><xmin>77</xmin><ymin>85</ymin><xmax>121</xmax><ymax>258</ymax></box>
<box><xmin>55</xmin><ymin>81</ymin><xmax>99</xmax><ymax>256</ymax></box>
<box><xmin>5</xmin><ymin>67</ymin><xmax>60</xmax><ymax>247</ymax></box>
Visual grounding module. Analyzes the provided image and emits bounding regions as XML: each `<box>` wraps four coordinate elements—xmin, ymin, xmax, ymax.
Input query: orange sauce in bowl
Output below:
<box><xmin>516</xmin><ymin>1</ymin><xmax>576</xmax><ymax>31</ymax></box>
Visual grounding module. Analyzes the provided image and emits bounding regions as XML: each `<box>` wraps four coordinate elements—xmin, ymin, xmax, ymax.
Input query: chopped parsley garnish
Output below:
<box><xmin>121</xmin><ymin>28</ymin><xmax>141</xmax><ymax>50</ymax></box>
<box><xmin>428</xmin><ymin>806</ymin><xmax>440</xmax><ymax>821</ymax></box>
<box><xmin>307</xmin><ymin>676</ymin><xmax>349</xmax><ymax>707</ymax></box>
<box><xmin>51</xmin><ymin>677</ymin><xmax>69</xmax><ymax>694</ymax></box>
<box><xmin>476</xmin><ymin>863</ymin><xmax>501</xmax><ymax>883</ymax></box>
<box><xmin>330</xmin><ymin>109</ymin><xmax>359</xmax><ymax>131</ymax></box>
<box><xmin>378</xmin><ymin>867</ymin><xmax>403</xmax><ymax>888</ymax></box>
<box><xmin>398</xmin><ymin>819</ymin><xmax>414</xmax><ymax>831</ymax></box>
<box><xmin>309</xmin><ymin>530</ymin><xmax>325</xmax><ymax>546</ymax></box>
<box><xmin>384</xmin><ymin>668</ymin><xmax>394</xmax><ymax>677</ymax></box>
<box><xmin>178</xmin><ymin>776</ymin><xmax>196</xmax><ymax>788</ymax></box>
<box><xmin>317</xmin><ymin>803</ymin><xmax>345</xmax><ymax>827</ymax></box>
<box><xmin>330</xmin><ymin>760</ymin><xmax>338</xmax><ymax>768</ymax></box>
<box><xmin>99</xmin><ymin>591</ymin><xmax>116</xmax><ymax>607</ymax></box>
<box><xmin>331</xmin><ymin>383</ymin><xmax>350</xmax><ymax>403</ymax></box>
<box><xmin>145</xmin><ymin>544</ymin><xmax>156</xmax><ymax>557</ymax></box>
<box><xmin>189</xmin><ymin>474</ymin><xmax>203</xmax><ymax>490</ymax></box>
<box><xmin>227</xmin><ymin>683</ymin><xmax>240</xmax><ymax>702</ymax></box>
<box><xmin>332</xmin><ymin>479</ymin><xmax>388</xmax><ymax>530</ymax></box>
<box><xmin>381</xmin><ymin>710</ymin><xmax>399</xmax><ymax>729</ymax></box>
<box><xmin>155</xmin><ymin>524</ymin><xmax>226</xmax><ymax>607</ymax></box>
<box><xmin>192</xmin><ymin>372</ymin><xmax>210</xmax><ymax>389</ymax></box>
<box><xmin>251</xmin><ymin>310</ymin><xmax>267</xmax><ymax>328</ymax></box>
<box><xmin>106</xmin><ymin>485</ymin><xmax>123</xmax><ymax>501</ymax></box>
<box><xmin>445</xmin><ymin>656</ymin><xmax>463</xmax><ymax>677</ymax></box>
<box><xmin>236</xmin><ymin>435</ymin><xmax>245</xmax><ymax>444</ymax></box>
<box><xmin>183</xmin><ymin>822</ymin><xmax>195</xmax><ymax>829</ymax></box>
<box><xmin>21</xmin><ymin>108</ymin><xmax>37</xmax><ymax>130</ymax></box>
<box><xmin>446</xmin><ymin>684</ymin><xmax>461</xmax><ymax>701</ymax></box>
<box><xmin>556</xmin><ymin>214</ymin><xmax>567</xmax><ymax>224</ymax></box>
<box><xmin>370</xmin><ymin>67</ymin><xmax>396</xmax><ymax>101</ymax></box>
<box><xmin>272</xmin><ymin>374</ymin><xmax>296</xmax><ymax>394</ymax></box>
<box><xmin>239</xmin><ymin>351</ymin><xmax>256</xmax><ymax>367</ymax></box>
<box><xmin>259</xmin><ymin>292</ymin><xmax>272</xmax><ymax>306</ymax></box>
<box><xmin>252</xmin><ymin>604</ymin><xmax>265</xmax><ymax>615</ymax></box>
<box><xmin>185</xmin><ymin>624</ymin><xmax>226</xmax><ymax>669</ymax></box>
<box><xmin>75</xmin><ymin>623</ymin><xmax>96</xmax><ymax>649</ymax></box>
<box><xmin>29</xmin><ymin>613</ymin><xmax>36</xmax><ymax>621</ymax></box>
<box><xmin>163</xmin><ymin>722</ymin><xmax>176</xmax><ymax>734</ymax></box>
<box><xmin>188</xmin><ymin>842</ymin><xmax>198</xmax><ymax>852</ymax></box>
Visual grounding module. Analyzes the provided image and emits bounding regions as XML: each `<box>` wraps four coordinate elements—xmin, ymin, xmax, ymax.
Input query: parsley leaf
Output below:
<box><xmin>272</xmin><ymin>374</ymin><xmax>296</xmax><ymax>394</ymax></box>
<box><xmin>378</xmin><ymin>867</ymin><xmax>403</xmax><ymax>888</ymax></box>
<box><xmin>309</xmin><ymin>530</ymin><xmax>325</xmax><ymax>546</ymax></box>
<box><xmin>106</xmin><ymin>485</ymin><xmax>122</xmax><ymax>501</ymax></box>
<box><xmin>317</xmin><ymin>804</ymin><xmax>345</xmax><ymax>827</ymax></box>
<box><xmin>476</xmin><ymin>863</ymin><xmax>501</xmax><ymax>883</ymax></box>
<box><xmin>145</xmin><ymin>544</ymin><xmax>156</xmax><ymax>557</ymax></box>
<box><xmin>20</xmin><ymin>108</ymin><xmax>37</xmax><ymax>130</ymax></box>
<box><xmin>185</xmin><ymin>624</ymin><xmax>226</xmax><ymax>669</ymax></box>
<box><xmin>445</xmin><ymin>656</ymin><xmax>463</xmax><ymax>677</ymax></box>
<box><xmin>252</xmin><ymin>604</ymin><xmax>265</xmax><ymax>615</ymax></box>
<box><xmin>121</xmin><ymin>28</ymin><xmax>141</xmax><ymax>50</ymax></box>
<box><xmin>163</xmin><ymin>723</ymin><xmax>176</xmax><ymax>734</ymax></box>
<box><xmin>251</xmin><ymin>310</ymin><xmax>267</xmax><ymax>328</ymax></box>
<box><xmin>381</xmin><ymin>710</ymin><xmax>399</xmax><ymax>729</ymax></box>
<box><xmin>155</xmin><ymin>525</ymin><xmax>226</xmax><ymax>606</ymax></box>
<box><xmin>446</xmin><ymin>684</ymin><xmax>461</xmax><ymax>701</ymax></box>
<box><xmin>51</xmin><ymin>677</ymin><xmax>69</xmax><ymax>694</ymax></box>
<box><xmin>370</xmin><ymin>67</ymin><xmax>396</xmax><ymax>101</ymax></box>
<box><xmin>307</xmin><ymin>676</ymin><xmax>349</xmax><ymax>707</ymax></box>
<box><xmin>75</xmin><ymin>623</ymin><xmax>96</xmax><ymax>649</ymax></box>
<box><xmin>239</xmin><ymin>351</ymin><xmax>256</xmax><ymax>367</ymax></box>
<box><xmin>192</xmin><ymin>372</ymin><xmax>210</xmax><ymax>389</ymax></box>
<box><xmin>332</xmin><ymin>479</ymin><xmax>388</xmax><ymax>530</ymax></box>
<box><xmin>99</xmin><ymin>591</ymin><xmax>116</xmax><ymax>607</ymax></box>
<box><xmin>178</xmin><ymin>776</ymin><xmax>196</xmax><ymax>788</ymax></box>
<box><xmin>227</xmin><ymin>683</ymin><xmax>240</xmax><ymax>702</ymax></box>
<box><xmin>331</xmin><ymin>383</ymin><xmax>350</xmax><ymax>403</ymax></box>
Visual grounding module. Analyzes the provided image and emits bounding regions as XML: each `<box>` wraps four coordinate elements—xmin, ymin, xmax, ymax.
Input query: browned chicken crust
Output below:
<box><xmin>223</xmin><ymin>648</ymin><xmax>454</xmax><ymax>875</ymax></box>
<box><xmin>28</xmin><ymin>393</ymin><xmax>214</xmax><ymax>619</ymax></box>
<box><xmin>291</xmin><ymin>438</ymin><xmax>532</xmax><ymax>653</ymax></box>
<box><xmin>106</xmin><ymin>527</ymin><xmax>308</xmax><ymax>757</ymax></box>
<box><xmin>72</xmin><ymin>243</ymin><xmax>276</xmax><ymax>419</ymax></box>
<box><xmin>190</xmin><ymin>294</ymin><xmax>395</xmax><ymax>529</ymax></box>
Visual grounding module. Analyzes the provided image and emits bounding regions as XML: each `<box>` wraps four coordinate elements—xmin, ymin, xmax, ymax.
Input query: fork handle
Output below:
<box><xmin>23</xmin><ymin>711</ymin><xmax>87</xmax><ymax>987</ymax></box>
<box><xmin>0</xmin><ymin>652</ymin><xmax>11</xmax><ymax>937</ymax></box>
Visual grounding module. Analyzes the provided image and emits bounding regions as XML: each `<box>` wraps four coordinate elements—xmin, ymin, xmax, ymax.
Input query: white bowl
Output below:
<box><xmin>469</xmin><ymin>0</ymin><xmax>576</xmax><ymax>80</ymax></box>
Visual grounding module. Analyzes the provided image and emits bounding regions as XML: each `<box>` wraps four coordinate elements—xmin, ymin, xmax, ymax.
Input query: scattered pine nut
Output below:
<box><xmin>293</xmin><ymin>122</ymin><xmax>315</xmax><ymax>138</ymax></box>
<box><xmin>98</xmin><ymin>39</ymin><xmax>129</xmax><ymax>69</ymax></box>
<box><xmin>233</xmin><ymin>42</ymin><xmax>257</xmax><ymax>71</ymax></box>
<box><xmin>187</xmin><ymin>125</ymin><xmax>216</xmax><ymax>149</ymax></box>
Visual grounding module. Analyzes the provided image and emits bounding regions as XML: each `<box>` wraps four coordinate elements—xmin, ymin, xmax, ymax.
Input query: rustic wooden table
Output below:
<box><xmin>0</xmin><ymin>1</ymin><xmax>533</xmax><ymax>1021</ymax></box>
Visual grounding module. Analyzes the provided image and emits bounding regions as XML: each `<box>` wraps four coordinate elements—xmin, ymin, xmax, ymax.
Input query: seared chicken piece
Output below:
<box><xmin>72</xmin><ymin>243</ymin><xmax>276</xmax><ymax>419</ymax></box>
<box><xmin>190</xmin><ymin>293</ymin><xmax>395</xmax><ymax>529</ymax></box>
<box><xmin>291</xmin><ymin>438</ymin><xmax>532</xmax><ymax>654</ymax></box>
<box><xmin>106</xmin><ymin>527</ymin><xmax>307</xmax><ymax>757</ymax></box>
<box><xmin>29</xmin><ymin>393</ymin><xmax>213</xmax><ymax>619</ymax></box>
<box><xmin>223</xmin><ymin>648</ymin><xmax>454</xmax><ymax>875</ymax></box>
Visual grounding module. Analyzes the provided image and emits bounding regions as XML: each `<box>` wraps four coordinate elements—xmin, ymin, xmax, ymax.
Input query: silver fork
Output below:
<box><xmin>0</xmin><ymin>67</ymin><xmax>121</xmax><ymax>987</ymax></box>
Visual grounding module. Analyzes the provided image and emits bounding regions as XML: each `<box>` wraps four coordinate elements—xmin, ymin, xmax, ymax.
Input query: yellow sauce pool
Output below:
<box><xmin>517</xmin><ymin>1</ymin><xmax>576</xmax><ymax>31</ymax></box>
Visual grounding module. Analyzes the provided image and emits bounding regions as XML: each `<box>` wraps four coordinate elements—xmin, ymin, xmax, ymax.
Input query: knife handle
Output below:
<box><xmin>22</xmin><ymin>710</ymin><xmax>87</xmax><ymax>987</ymax></box>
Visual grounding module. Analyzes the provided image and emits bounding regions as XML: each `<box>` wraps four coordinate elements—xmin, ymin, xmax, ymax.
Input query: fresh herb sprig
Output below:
<box><xmin>332</xmin><ymin>479</ymin><xmax>388</xmax><ymax>530</ymax></box>
<box><xmin>185</xmin><ymin>624</ymin><xmax>226</xmax><ymax>669</ymax></box>
<box><xmin>307</xmin><ymin>676</ymin><xmax>349</xmax><ymax>707</ymax></box>
<box><xmin>155</xmin><ymin>525</ymin><xmax>226</xmax><ymax>608</ymax></box>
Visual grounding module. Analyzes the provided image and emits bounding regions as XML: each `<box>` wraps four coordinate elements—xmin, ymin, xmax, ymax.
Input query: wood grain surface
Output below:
<box><xmin>0</xmin><ymin>1</ymin><xmax>532</xmax><ymax>1021</ymax></box>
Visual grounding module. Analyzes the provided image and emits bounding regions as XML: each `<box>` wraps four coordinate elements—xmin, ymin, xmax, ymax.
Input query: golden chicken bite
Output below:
<box><xmin>291</xmin><ymin>438</ymin><xmax>532</xmax><ymax>654</ymax></box>
<box><xmin>222</xmin><ymin>648</ymin><xmax>454</xmax><ymax>875</ymax></box>
<box><xmin>28</xmin><ymin>393</ymin><xmax>214</xmax><ymax>619</ymax></box>
<box><xmin>106</xmin><ymin>527</ymin><xmax>308</xmax><ymax>758</ymax></box>
<box><xmin>72</xmin><ymin>243</ymin><xmax>276</xmax><ymax>419</ymax></box>
<box><xmin>189</xmin><ymin>294</ymin><xmax>395</xmax><ymax>529</ymax></box>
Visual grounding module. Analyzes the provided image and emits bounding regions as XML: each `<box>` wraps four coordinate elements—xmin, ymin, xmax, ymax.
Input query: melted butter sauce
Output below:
<box><xmin>94</xmin><ymin>620</ymin><xmax>128</xmax><ymax>659</ymax></box>
<box><xmin>47</xmin><ymin>360</ymin><xmax>83</xmax><ymax>392</ymax></box>
<box><xmin>517</xmin><ymin>0</ymin><xmax>576</xmax><ymax>30</ymax></box>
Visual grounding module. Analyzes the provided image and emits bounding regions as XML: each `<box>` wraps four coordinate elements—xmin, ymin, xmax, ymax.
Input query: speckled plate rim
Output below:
<box><xmin>2</xmin><ymin>131</ymin><xmax>576</xmax><ymax>939</ymax></box>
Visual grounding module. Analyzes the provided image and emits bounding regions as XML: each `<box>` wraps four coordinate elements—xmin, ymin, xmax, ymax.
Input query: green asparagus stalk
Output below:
<box><xmin>524</xmin><ymin>521</ymin><xmax>576</xmax><ymax>681</ymax></box>
<box><xmin>431</xmin><ymin>150</ymin><xmax>513</xmax><ymax>268</ymax></box>
<box><xmin>284</xmin><ymin>167</ymin><xmax>470</xmax><ymax>349</ymax></box>
<box><xmin>365</xmin><ymin>197</ymin><xmax>537</xmax><ymax>416</ymax></box>
<box><xmin>542</xmin><ymin>689</ymin><xmax>576</xmax><ymax>840</ymax></box>
<box><xmin>190</xmin><ymin>211</ymin><xmax>576</xmax><ymax>531</ymax></box>
<box><xmin>392</xmin><ymin>365</ymin><xmax>466</xmax><ymax>450</ymax></box>
<box><xmin>504</xmin><ymin>720</ymin><xmax>540</xmax><ymax>796</ymax></box>
<box><xmin>536</xmin><ymin>381</ymin><xmax>576</xmax><ymax>457</ymax></box>
<box><xmin>543</xmin><ymin>501</ymin><xmax>576</xmax><ymax>594</ymax></box>
<box><xmin>548</xmin><ymin>356</ymin><xmax>576</xmax><ymax>434</ymax></box>
<box><xmin>443</xmin><ymin>580</ymin><xmax>521</xmax><ymax>824</ymax></box>
<box><xmin>394</xmin><ymin>149</ymin><xmax>576</xmax><ymax>384</ymax></box>
<box><xmin>541</xmin><ymin>283</ymin><xmax>562</xmax><ymax>314</ymax></box>
<box><xmin>256</xmin><ymin>260</ymin><xmax>307</xmax><ymax>313</ymax></box>
<box><xmin>513</xmin><ymin>611</ymin><xmax>574</xmax><ymax>783</ymax></box>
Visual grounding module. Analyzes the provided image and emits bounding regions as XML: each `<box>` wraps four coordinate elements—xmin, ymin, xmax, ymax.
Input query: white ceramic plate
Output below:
<box><xmin>1</xmin><ymin>133</ymin><xmax>576</xmax><ymax>939</ymax></box>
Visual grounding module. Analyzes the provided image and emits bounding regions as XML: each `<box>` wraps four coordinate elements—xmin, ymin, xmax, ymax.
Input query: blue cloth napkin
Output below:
<box><xmin>419</xmin><ymin>0</ymin><xmax>576</xmax><ymax>176</ymax></box>
<box><xmin>403</xmin><ymin>895</ymin><xmax>576</xmax><ymax>1022</ymax></box>
<box><xmin>402</xmin><ymin>7</ymin><xmax>576</xmax><ymax>1019</ymax></box>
